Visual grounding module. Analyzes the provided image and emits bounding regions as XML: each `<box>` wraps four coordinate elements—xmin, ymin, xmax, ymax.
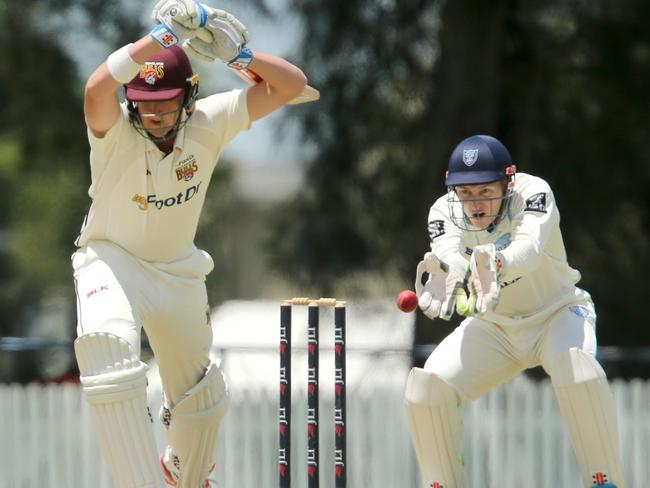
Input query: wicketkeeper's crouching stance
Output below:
<box><xmin>405</xmin><ymin>135</ymin><xmax>624</xmax><ymax>488</ymax></box>
<box><xmin>72</xmin><ymin>1</ymin><xmax>308</xmax><ymax>486</ymax></box>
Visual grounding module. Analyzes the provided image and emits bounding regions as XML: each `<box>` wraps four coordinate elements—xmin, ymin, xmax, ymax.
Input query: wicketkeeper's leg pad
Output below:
<box><xmin>163</xmin><ymin>362</ymin><xmax>229</xmax><ymax>488</ymax></box>
<box><xmin>404</xmin><ymin>367</ymin><xmax>464</xmax><ymax>488</ymax></box>
<box><xmin>74</xmin><ymin>330</ymin><xmax>164</xmax><ymax>488</ymax></box>
<box><xmin>547</xmin><ymin>348</ymin><xmax>625</xmax><ymax>488</ymax></box>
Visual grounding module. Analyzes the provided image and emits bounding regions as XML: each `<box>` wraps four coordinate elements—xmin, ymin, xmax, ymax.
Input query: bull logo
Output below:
<box><xmin>140</xmin><ymin>62</ymin><xmax>165</xmax><ymax>86</ymax></box>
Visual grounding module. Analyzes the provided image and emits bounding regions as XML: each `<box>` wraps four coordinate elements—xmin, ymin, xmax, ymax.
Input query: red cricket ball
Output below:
<box><xmin>396</xmin><ymin>289</ymin><xmax>418</xmax><ymax>313</ymax></box>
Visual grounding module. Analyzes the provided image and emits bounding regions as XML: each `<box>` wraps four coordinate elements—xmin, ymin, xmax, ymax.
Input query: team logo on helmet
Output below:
<box><xmin>462</xmin><ymin>149</ymin><xmax>478</xmax><ymax>166</ymax></box>
<box><xmin>139</xmin><ymin>62</ymin><xmax>165</xmax><ymax>86</ymax></box>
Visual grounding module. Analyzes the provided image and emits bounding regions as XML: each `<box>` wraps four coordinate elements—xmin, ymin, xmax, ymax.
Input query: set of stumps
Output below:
<box><xmin>279</xmin><ymin>298</ymin><xmax>347</xmax><ymax>488</ymax></box>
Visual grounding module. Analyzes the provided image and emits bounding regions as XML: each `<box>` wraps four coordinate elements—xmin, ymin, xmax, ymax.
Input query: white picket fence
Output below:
<box><xmin>1</xmin><ymin>376</ymin><xmax>649</xmax><ymax>488</ymax></box>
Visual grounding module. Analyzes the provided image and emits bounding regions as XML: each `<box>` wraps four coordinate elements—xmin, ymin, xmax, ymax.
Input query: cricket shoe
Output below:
<box><xmin>160</xmin><ymin>446</ymin><xmax>218</xmax><ymax>488</ymax></box>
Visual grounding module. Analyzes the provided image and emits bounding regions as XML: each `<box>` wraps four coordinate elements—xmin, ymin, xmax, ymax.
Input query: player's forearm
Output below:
<box><xmin>84</xmin><ymin>36</ymin><xmax>163</xmax><ymax>136</ymax></box>
<box><xmin>247</xmin><ymin>51</ymin><xmax>307</xmax><ymax>99</ymax></box>
<box><xmin>498</xmin><ymin>237</ymin><xmax>542</xmax><ymax>281</ymax></box>
<box><xmin>86</xmin><ymin>36</ymin><xmax>161</xmax><ymax>99</ymax></box>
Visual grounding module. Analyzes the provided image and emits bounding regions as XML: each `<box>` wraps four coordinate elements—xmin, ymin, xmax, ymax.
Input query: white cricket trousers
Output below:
<box><xmin>424</xmin><ymin>299</ymin><xmax>597</xmax><ymax>400</ymax></box>
<box><xmin>73</xmin><ymin>240</ymin><xmax>214</xmax><ymax>405</ymax></box>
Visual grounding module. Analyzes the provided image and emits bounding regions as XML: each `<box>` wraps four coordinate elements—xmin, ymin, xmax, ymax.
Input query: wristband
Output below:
<box><xmin>150</xmin><ymin>23</ymin><xmax>179</xmax><ymax>48</ymax></box>
<box><xmin>106</xmin><ymin>44</ymin><xmax>143</xmax><ymax>84</ymax></box>
<box><xmin>227</xmin><ymin>47</ymin><xmax>254</xmax><ymax>70</ymax></box>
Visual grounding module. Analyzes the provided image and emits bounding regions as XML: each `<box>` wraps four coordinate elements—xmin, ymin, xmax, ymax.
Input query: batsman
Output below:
<box><xmin>71</xmin><ymin>1</ymin><xmax>308</xmax><ymax>487</ymax></box>
<box><xmin>405</xmin><ymin>134</ymin><xmax>624</xmax><ymax>488</ymax></box>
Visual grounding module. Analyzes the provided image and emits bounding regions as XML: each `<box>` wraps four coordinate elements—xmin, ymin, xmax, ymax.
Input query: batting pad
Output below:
<box><xmin>404</xmin><ymin>367</ymin><xmax>464</xmax><ymax>488</ymax></box>
<box><xmin>74</xmin><ymin>331</ymin><xmax>164</xmax><ymax>488</ymax></box>
<box><xmin>165</xmin><ymin>362</ymin><xmax>229</xmax><ymax>488</ymax></box>
<box><xmin>549</xmin><ymin>348</ymin><xmax>625</xmax><ymax>488</ymax></box>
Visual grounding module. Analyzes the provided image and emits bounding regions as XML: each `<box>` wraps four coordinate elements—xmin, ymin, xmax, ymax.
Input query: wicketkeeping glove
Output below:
<box><xmin>150</xmin><ymin>0</ymin><xmax>211</xmax><ymax>48</ymax></box>
<box><xmin>415</xmin><ymin>252</ymin><xmax>469</xmax><ymax>320</ymax></box>
<box><xmin>458</xmin><ymin>243</ymin><xmax>501</xmax><ymax>315</ymax></box>
<box><xmin>183</xmin><ymin>6</ymin><xmax>252</xmax><ymax>67</ymax></box>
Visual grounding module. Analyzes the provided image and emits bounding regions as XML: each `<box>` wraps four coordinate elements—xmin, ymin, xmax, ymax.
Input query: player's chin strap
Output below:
<box><xmin>161</xmin><ymin>362</ymin><xmax>229</xmax><ymax>488</ymax></box>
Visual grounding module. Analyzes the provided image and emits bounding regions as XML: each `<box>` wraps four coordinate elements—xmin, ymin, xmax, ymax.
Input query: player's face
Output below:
<box><xmin>136</xmin><ymin>95</ymin><xmax>184</xmax><ymax>139</ymax></box>
<box><xmin>455</xmin><ymin>181</ymin><xmax>505</xmax><ymax>229</ymax></box>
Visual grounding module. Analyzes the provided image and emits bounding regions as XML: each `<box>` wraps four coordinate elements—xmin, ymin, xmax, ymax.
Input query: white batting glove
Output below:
<box><xmin>184</xmin><ymin>7</ymin><xmax>252</xmax><ymax>67</ymax></box>
<box><xmin>150</xmin><ymin>0</ymin><xmax>210</xmax><ymax>48</ymax></box>
<box><xmin>461</xmin><ymin>243</ymin><xmax>501</xmax><ymax>315</ymax></box>
<box><xmin>415</xmin><ymin>253</ymin><xmax>469</xmax><ymax>320</ymax></box>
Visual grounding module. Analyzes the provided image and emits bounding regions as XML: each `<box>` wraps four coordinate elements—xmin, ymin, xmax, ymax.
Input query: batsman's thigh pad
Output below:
<box><xmin>164</xmin><ymin>362</ymin><xmax>229</xmax><ymax>488</ymax></box>
<box><xmin>74</xmin><ymin>331</ymin><xmax>164</xmax><ymax>488</ymax></box>
<box><xmin>404</xmin><ymin>367</ymin><xmax>464</xmax><ymax>488</ymax></box>
<box><xmin>547</xmin><ymin>348</ymin><xmax>624</xmax><ymax>488</ymax></box>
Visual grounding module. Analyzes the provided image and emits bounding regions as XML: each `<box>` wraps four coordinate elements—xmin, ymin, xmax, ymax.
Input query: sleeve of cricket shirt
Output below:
<box><xmin>428</xmin><ymin>195</ymin><xmax>469</xmax><ymax>273</ymax></box>
<box><xmin>498</xmin><ymin>175</ymin><xmax>560</xmax><ymax>282</ymax></box>
<box><xmin>86</xmin><ymin>105</ymin><xmax>132</xmax><ymax>186</ymax></box>
<box><xmin>198</xmin><ymin>89</ymin><xmax>251</xmax><ymax>154</ymax></box>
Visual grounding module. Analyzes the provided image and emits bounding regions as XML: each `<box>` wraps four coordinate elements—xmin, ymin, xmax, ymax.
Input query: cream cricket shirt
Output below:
<box><xmin>76</xmin><ymin>89</ymin><xmax>249</xmax><ymax>267</ymax></box>
<box><xmin>427</xmin><ymin>173</ymin><xmax>589</xmax><ymax>326</ymax></box>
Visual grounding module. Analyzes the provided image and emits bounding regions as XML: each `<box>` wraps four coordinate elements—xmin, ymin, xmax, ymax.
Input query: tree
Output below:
<box><xmin>274</xmin><ymin>0</ymin><xmax>650</xmax><ymax>370</ymax></box>
<box><xmin>0</xmin><ymin>0</ymin><xmax>146</xmax><ymax>380</ymax></box>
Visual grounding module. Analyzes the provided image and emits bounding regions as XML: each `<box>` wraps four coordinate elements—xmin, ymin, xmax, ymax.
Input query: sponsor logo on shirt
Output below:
<box><xmin>132</xmin><ymin>194</ymin><xmax>149</xmax><ymax>210</ymax></box>
<box><xmin>175</xmin><ymin>155</ymin><xmax>199</xmax><ymax>181</ymax></box>
<box><xmin>132</xmin><ymin>182</ymin><xmax>202</xmax><ymax>211</ymax></box>
<box><xmin>569</xmin><ymin>305</ymin><xmax>596</xmax><ymax>322</ymax></box>
<box><xmin>501</xmin><ymin>276</ymin><xmax>521</xmax><ymax>288</ymax></box>
<box><xmin>494</xmin><ymin>233</ymin><xmax>512</xmax><ymax>251</ymax></box>
<box><xmin>525</xmin><ymin>192</ymin><xmax>547</xmax><ymax>213</ymax></box>
<box><xmin>428</xmin><ymin>220</ymin><xmax>445</xmax><ymax>239</ymax></box>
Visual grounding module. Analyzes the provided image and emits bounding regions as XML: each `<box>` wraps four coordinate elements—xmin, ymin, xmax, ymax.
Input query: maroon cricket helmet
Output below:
<box><xmin>125</xmin><ymin>46</ymin><xmax>194</xmax><ymax>102</ymax></box>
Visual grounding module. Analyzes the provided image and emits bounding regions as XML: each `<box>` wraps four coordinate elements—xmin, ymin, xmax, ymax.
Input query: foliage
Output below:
<box><xmin>0</xmin><ymin>2</ymin><xmax>80</xmax><ymax>336</ymax></box>
<box><xmin>273</xmin><ymin>0</ymin><xmax>650</xmax><ymax>355</ymax></box>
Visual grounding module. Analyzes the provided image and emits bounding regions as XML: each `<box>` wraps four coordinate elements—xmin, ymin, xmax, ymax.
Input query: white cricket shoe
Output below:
<box><xmin>160</xmin><ymin>445</ymin><xmax>217</xmax><ymax>488</ymax></box>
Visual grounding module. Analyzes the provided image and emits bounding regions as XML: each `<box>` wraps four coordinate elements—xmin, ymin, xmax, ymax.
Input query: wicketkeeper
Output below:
<box><xmin>72</xmin><ymin>1</ymin><xmax>308</xmax><ymax>487</ymax></box>
<box><xmin>405</xmin><ymin>134</ymin><xmax>624</xmax><ymax>488</ymax></box>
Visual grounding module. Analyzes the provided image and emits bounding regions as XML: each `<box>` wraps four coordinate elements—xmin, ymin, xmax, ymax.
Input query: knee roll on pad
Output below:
<box><xmin>75</xmin><ymin>331</ymin><xmax>148</xmax><ymax>402</ymax></box>
<box><xmin>74</xmin><ymin>332</ymin><xmax>164</xmax><ymax>488</ymax></box>
<box><xmin>549</xmin><ymin>348</ymin><xmax>625</xmax><ymax>488</ymax></box>
<box><xmin>165</xmin><ymin>362</ymin><xmax>229</xmax><ymax>488</ymax></box>
<box><xmin>404</xmin><ymin>368</ymin><xmax>464</xmax><ymax>488</ymax></box>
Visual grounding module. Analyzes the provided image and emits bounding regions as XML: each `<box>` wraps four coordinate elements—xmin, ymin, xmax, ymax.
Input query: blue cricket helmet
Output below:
<box><xmin>445</xmin><ymin>135</ymin><xmax>513</xmax><ymax>186</ymax></box>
